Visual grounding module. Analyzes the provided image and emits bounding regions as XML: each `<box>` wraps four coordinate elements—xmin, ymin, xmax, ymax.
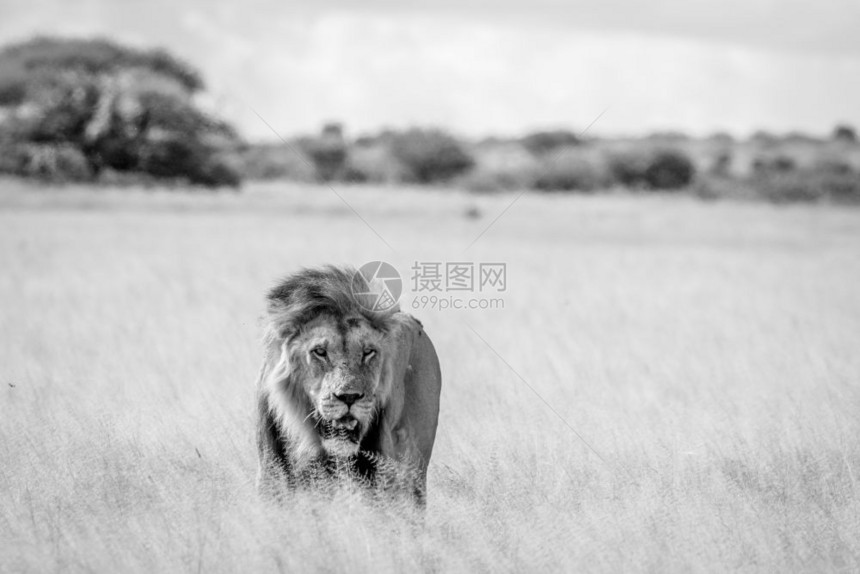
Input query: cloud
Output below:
<box><xmin>297</xmin><ymin>0</ymin><xmax>860</xmax><ymax>56</ymax></box>
<box><xmin>211</xmin><ymin>10</ymin><xmax>860</xmax><ymax>139</ymax></box>
<box><xmin>2</xmin><ymin>0</ymin><xmax>859</xmax><ymax>138</ymax></box>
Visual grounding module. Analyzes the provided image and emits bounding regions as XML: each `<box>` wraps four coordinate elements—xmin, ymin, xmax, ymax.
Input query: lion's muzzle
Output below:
<box><xmin>335</xmin><ymin>392</ymin><xmax>364</xmax><ymax>406</ymax></box>
<box><xmin>316</xmin><ymin>392</ymin><xmax>375</xmax><ymax>457</ymax></box>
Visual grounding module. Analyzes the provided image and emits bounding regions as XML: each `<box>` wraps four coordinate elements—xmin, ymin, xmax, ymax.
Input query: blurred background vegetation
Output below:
<box><xmin>1</xmin><ymin>37</ymin><xmax>859</xmax><ymax>203</ymax></box>
<box><xmin>0</xmin><ymin>37</ymin><xmax>241</xmax><ymax>187</ymax></box>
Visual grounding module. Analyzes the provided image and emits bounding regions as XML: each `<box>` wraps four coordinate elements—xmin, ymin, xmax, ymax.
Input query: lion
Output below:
<box><xmin>255</xmin><ymin>265</ymin><xmax>442</xmax><ymax>503</ymax></box>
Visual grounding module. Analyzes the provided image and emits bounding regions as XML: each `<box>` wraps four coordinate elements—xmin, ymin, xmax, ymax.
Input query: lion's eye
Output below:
<box><xmin>311</xmin><ymin>347</ymin><xmax>327</xmax><ymax>359</ymax></box>
<box><xmin>362</xmin><ymin>348</ymin><xmax>376</xmax><ymax>362</ymax></box>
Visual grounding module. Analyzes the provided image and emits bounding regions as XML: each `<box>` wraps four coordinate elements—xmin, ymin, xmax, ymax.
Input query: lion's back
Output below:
<box><xmin>397</xmin><ymin>315</ymin><xmax>442</xmax><ymax>466</ymax></box>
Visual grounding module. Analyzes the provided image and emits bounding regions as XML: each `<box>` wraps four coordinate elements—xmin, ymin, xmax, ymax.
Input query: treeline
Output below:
<box><xmin>247</xmin><ymin>124</ymin><xmax>700</xmax><ymax>190</ymax></box>
<box><xmin>1</xmin><ymin>37</ymin><xmax>859</xmax><ymax>203</ymax></box>
<box><xmin>246</xmin><ymin>123</ymin><xmax>860</xmax><ymax>203</ymax></box>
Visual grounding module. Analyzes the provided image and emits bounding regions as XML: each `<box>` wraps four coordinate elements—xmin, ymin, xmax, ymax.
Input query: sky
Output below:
<box><xmin>1</xmin><ymin>0</ymin><xmax>859</xmax><ymax>141</ymax></box>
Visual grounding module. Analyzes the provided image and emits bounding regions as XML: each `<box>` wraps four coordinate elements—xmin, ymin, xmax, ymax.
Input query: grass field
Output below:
<box><xmin>1</xmin><ymin>179</ymin><xmax>859</xmax><ymax>572</ymax></box>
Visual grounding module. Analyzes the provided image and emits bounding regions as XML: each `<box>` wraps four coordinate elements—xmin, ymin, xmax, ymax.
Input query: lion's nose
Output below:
<box><xmin>335</xmin><ymin>392</ymin><xmax>364</xmax><ymax>406</ymax></box>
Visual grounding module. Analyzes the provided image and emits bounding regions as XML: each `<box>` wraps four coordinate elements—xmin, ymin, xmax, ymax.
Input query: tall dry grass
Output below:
<box><xmin>1</xmin><ymin>180</ymin><xmax>859</xmax><ymax>572</ymax></box>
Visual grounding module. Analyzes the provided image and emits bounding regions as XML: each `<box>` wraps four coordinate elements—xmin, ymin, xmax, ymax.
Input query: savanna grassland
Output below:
<box><xmin>1</xmin><ymin>179</ymin><xmax>859</xmax><ymax>573</ymax></box>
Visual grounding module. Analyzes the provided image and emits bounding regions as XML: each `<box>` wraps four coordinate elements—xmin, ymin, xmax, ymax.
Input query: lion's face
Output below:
<box><xmin>289</xmin><ymin>314</ymin><xmax>386</xmax><ymax>458</ymax></box>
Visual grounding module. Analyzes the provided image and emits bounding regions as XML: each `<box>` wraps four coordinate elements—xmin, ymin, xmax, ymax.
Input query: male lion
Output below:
<box><xmin>256</xmin><ymin>265</ymin><xmax>442</xmax><ymax>503</ymax></box>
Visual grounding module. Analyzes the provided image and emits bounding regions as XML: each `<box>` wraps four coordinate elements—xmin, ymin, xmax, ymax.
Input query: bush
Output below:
<box><xmin>241</xmin><ymin>143</ymin><xmax>316</xmax><ymax>182</ymax></box>
<box><xmin>753</xmin><ymin>162</ymin><xmax>860</xmax><ymax>204</ymax></box>
<box><xmin>755</xmin><ymin>171</ymin><xmax>826</xmax><ymax>203</ymax></box>
<box><xmin>752</xmin><ymin>154</ymin><xmax>796</xmax><ymax>175</ymax></box>
<box><xmin>0</xmin><ymin>142</ymin><xmax>93</xmax><ymax>182</ymax></box>
<box><xmin>607</xmin><ymin>150</ymin><xmax>650</xmax><ymax>187</ymax></box>
<box><xmin>533</xmin><ymin>148</ymin><xmax>609</xmax><ymax>192</ymax></box>
<box><xmin>461</xmin><ymin>166</ymin><xmax>532</xmax><ymax>193</ymax></box>
<box><xmin>833</xmin><ymin>124</ymin><xmax>857</xmax><ymax>143</ymax></box>
<box><xmin>300</xmin><ymin>123</ymin><xmax>348</xmax><ymax>182</ymax></box>
<box><xmin>389</xmin><ymin>128</ymin><xmax>474</xmax><ymax>184</ymax></box>
<box><xmin>342</xmin><ymin>144</ymin><xmax>409</xmax><ymax>184</ymax></box>
<box><xmin>816</xmin><ymin>171</ymin><xmax>860</xmax><ymax>203</ymax></box>
<box><xmin>709</xmin><ymin>151</ymin><xmax>733</xmax><ymax>177</ymax></box>
<box><xmin>814</xmin><ymin>157</ymin><xmax>854</xmax><ymax>175</ymax></box>
<box><xmin>643</xmin><ymin>149</ymin><xmax>696</xmax><ymax>189</ymax></box>
<box><xmin>521</xmin><ymin>130</ymin><xmax>580</xmax><ymax>156</ymax></box>
<box><xmin>460</xmin><ymin>144</ymin><xmax>538</xmax><ymax>192</ymax></box>
<box><xmin>692</xmin><ymin>175</ymin><xmax>756</xmax><ymax>202</ymax></box>
<box><xmin>607</xmin><ymin>148</ymin><xmax>695</xmax><ymax>190</ymax></box>
<box><xmin>137</xmin><ymin>138</ymin><xmax>240</xmax><ymax>188</ymax></box>
<box><xmin>750</xmin><ymin>130</ymin><xmax>779</xmax><ymax>146</ymax></box>
<box><xmin>192</xmin><ymin>154</ymin><xmax>242</xmax><ymax>188</ymax></box>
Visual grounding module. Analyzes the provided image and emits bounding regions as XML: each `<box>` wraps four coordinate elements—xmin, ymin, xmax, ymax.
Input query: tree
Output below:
<box><xmin>0</xmin><ymin>37</ymin><xmax>240</xmax><ymax>187</ymax></box>
<box><xmin>833</xmin><ymin>124</ymin><xmax>857</xmax><ymax>143</ymax></box>
<box><xmin>389</xmin><ymin>128</ymin><xmax>474</xmax><ymax>184</ymax></box>
<box><xmin>644</xmin><ymin>149</ymin><xmax>695</xmax><ymax>189</ymax></box>
<box><xmin>608</xmin><ymin>148</ymin><xmax>696</xmax><ymax>190</ymax></box>
<box><xmin>521</xmin><ymin>129</ymin><xmax>580</xmax><ymax>156</ymax></box>
<box><xmin>300</xmin><ymin>122</ymin><xmax>348</xmax><ymax>182</ymax></box>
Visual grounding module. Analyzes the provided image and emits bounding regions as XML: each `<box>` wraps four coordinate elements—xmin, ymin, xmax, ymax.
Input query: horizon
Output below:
<box><xmin>244</xmin><ymin>120</ymin><xmax>849</xmax><ymax>145</ymax></box>
<box><xmin>245</xmin><ymin>125</ymin><xmax>852</xmax><ymax>146</ymax></box>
